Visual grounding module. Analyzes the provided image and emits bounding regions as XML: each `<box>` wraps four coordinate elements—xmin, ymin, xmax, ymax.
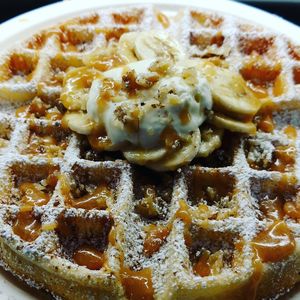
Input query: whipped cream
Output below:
<box><xmin>87</xmin><ymin>59</ymin><xmax>212</xmax><ymax>149</ymax></box>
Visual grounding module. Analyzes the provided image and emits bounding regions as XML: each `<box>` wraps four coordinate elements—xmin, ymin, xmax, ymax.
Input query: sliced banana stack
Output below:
<box><xmin>118</xmin><ymin>31</ymin><xmax>186</xmax><ymax>62</ymax></box>
<box><xmin>200</xmin><ymin>63</ymin><xmax>261</xmax><ymax>134</ymax></box>
<box><xmin>124</xmin><ymin>129</ymin><xmax>201</xmax><ymax>171</ymax></box>
<box><xmin>146</xmin><ymin>129</ymin><xmax>201</xmax><ymax>172</ymax></box>
<box><xmin>175</xmin><ymin>59</ymin><xmax>262</xmax><ymax>134</ymax></box>
<box><xmin>209</xmin><ymin>113</ymin><xmax>256</xmax><ymax>134</ymax></box>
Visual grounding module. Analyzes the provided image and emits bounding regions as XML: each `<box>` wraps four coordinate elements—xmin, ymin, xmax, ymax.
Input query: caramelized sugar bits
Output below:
<box><xmin>247</xmin><ymin>110</ymin><xmax>296</xmax><ymax>172</ymax></box>
<box><xmin>175</xmin><ymin>199</ymin><xmax>192</xmax><ymax>227</ymax></box>
<box><xmin>256</xmin><ymin>114</ymin><xmax>275</xmax><ymax>133</ymax></box>
<box><xmin>112</xmin><ymin>9</ymin><xmax>143</xmax><ymax>25</ymax></box>
<box><xmin>240</xmin><ymin>59</ymin><xmax>281</xmax><ymax>86</ymax></box>
<box><xmin>133</xmin><ymin>167</ymin><xmax>173</xmax><ymax>221</ymax></box>
<box><xmin>62</xmin><ymin>165</ymin><xmax>118</xmax><ymax>210</ymax></box>
<box><xmin>121</xmin><ymin>70</ymin><xmax>159</xmax><ymax>96</ymax></box>
<box><xmin>272</xmin><ymin>145</ymin><xmax>296</xmax><ymax>172</ymax></box>
<box><xmin>69</xmin><ymin>184</ymin><xmax>110</xmax><ymax>210</ymax></box>
<box><xmin>188</xmin><ymin>225</ymin><xmax>236</xmax><ymax>277</ymax></box>
<box><xmin>240</xmin><ymin>58</ymin><xmax>281</xmax><ymax>98</ymax></box>
<box><xmin>56</xmin><ymin>214</ymin><xmax>113</xmax><ymax>269</ymax></box>
<box><xmin>26</xmin><ymin>33</ymin><xmax>46</xmax><ymax>50</ymax></box>
<box><xmin>49</xmin><ymin>54</ymin><xmax>84</xmax><ymax>86</ymax></box>
<box><xmin>16</xmin><ymin>97</ymin><xmax>63</xmax><ymax>121</ymax></box>
<box><xmin>191</xmin><ymin>11</ymin><xmax>223</xmax><ymax>28</ymax></box>
<box><xmin>79</xmin><ymin>135</ymin><xmax>123</xmax><ymax>161</ymax></box>
<box><xmin>77</xmin><ymin>13</ymin><xmax>99</xmax><ymax>25</ymax></box>
<box><xmin>288</xmin><ymin>43</ymin><xmax>300</xmax><ymax>61</ymax></box>
<box><xmin>11</xmin><ymin>164</ymin><xmax>58</xmax><ymax>208</ymax></box>
<box><xmin>73</xmin><ymin>245</ymin><xmax>105</xmax><ymax>270</ymax></box>
<box><xmin>143</xmin><ymin>224</ymin><xmax>171</xmax><ymax>257</ymax></box>
<box><xmin>22</xmin><ymin>123</ymin><xmax>68</xmax><ymax>157</ymax></box>
<box><xmin>238</xmin><ymin>36</ymin><xmax>274</xmax><ymax>55</ymax></box>
<box><xmin>284</xmin><ymin>201</ymin><xmax>300</xmax><ymax>219</ymax></box>
<box><xmin>8</xmin><ymin>53</ymin><xmax>37</xmax><ymax>79</ymax></box>
<box><xmin>255</xmin><ymin>103</ymin><xmax>277</xmax><ymax>133</ymax></box>
<box><xmin>156</xmin><ymin>12</ymin><xmax>170</xmax><ymax>28</ymax></box>
<box><xmin>252</xmin><ymin>221</ymin><xmax>295</xmax><ymax>263</ymax></box>
<box><xmin>59</xmin><ymin>27</ymin><xmax>95</xmax><ymax>52</ymax></box>
<box><xmin>187</xmin><ymin>169</ymin><xmax>235</xmax><ymax>207</ymax></box>
<box><xmin>0</xmin><ymin>122</ymin><xmax>12</xmax><ymax>148</ymax></box>
<box><xmin>19</xmin><ymin>182</ymin><xmax>50</xmax><ymax>208</ymax></box>
<box><xmin>102</xmin><ymin>27</ymin><xmax>129</xmax><ymax>42</ymax></box>
<box><xmin>246</xmin><ymin>135</ymin><xmax>296</xmax><ymax>172</ymax></box>
<box><xmin>88</xmin><ymin>53</ymin><xmax>124</xmax><ymax>72</ymax></box>
<box><xmin>293</xmin><ymin>66</ymin><xmax>300</xmax><ymax>84</ymax></box>
<box><xmin>251</xmin><ymin>176</ymin><xmax>300</xmax><ymax>221</ymax></box>
<box><xmin>193</xmin><ymin>250</ymin><xmax>212</xmax><ymax>277</ymax></box>
<box><xmin>190</xmin><ymin>32</ymin><xmax>224</xmax><ymax>50</ymax></box>
<box><xmin>13</xmin><ymin>210</ymin><xmax>41</xmax><ymax>242</ymax></box>
<box><xmin>120</xmin><ymin>265</ymin><xmax>154</xmax><ymax>300</ymax></box>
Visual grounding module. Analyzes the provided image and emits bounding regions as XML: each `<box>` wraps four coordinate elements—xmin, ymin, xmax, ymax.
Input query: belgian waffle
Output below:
<box><xmin>0</xmin><ymin>4</ymin><xmax>299</xmax><ymax>300</ymax></box>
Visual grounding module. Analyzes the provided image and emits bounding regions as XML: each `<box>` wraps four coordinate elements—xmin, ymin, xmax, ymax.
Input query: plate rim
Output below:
<box><xmin>0</xmin><ymin>0</ymin><xmax>299</xmax><ymax>50</ymax></box>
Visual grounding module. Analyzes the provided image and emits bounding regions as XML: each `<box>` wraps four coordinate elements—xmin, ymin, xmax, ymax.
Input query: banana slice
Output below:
<box><xmin>134</xmin><ymin>31</ymin><xmax>186</xmax><ymax>61</ymax></box>
<box><xmin>148</xmin><ymin>129</ymin><xmax>201</xmax><ymax>171</ymax></box>
<box><xmin>209</xmin><ymin>113</ymin><xmax>256</xmax><ymax>134</ymax></box>
<box><xmin>123</xmin><ymin>147</ymin><xmax>167</xmax><ymax>165</ymax></box>
<box><xmin>118</xmin><ymin>31</ymin><xmax>186</xmax><ymax>62</ymax></box>
<box><xmin>118</xmin><ymin>32</ymin><xmax>139</xmax><ymax>63</ymax></box>
<box><xmin>203</xmin><ymin>65</ymin><xmax>261</xmax><ymax>118</ymax></box>
<box><xmin>62</xmin><ymin>112</ymin><xmax>94</xmax><ymax>135</ymax></box>
<box><xmin>61</xmin><ymin>67</ymin><xmax>102</xmax><ymax>111</ymax></box>
<box><xmin>197</xmin><ymin>127</ymin><xmax>223</xmax><ymax>157</ymax></box>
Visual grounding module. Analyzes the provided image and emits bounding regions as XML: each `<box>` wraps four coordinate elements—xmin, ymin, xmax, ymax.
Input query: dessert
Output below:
<box><xmin>0</xmin><ymin>4</ymin><xmax>299</xmax><ymax>300</ymax></box>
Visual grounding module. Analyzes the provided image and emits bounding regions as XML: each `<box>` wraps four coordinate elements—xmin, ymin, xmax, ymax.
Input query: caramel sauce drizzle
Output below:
<box><xmin>247</xmin><ymin>251</ymin><xmax>264</xmax><ymax>300</ymax></box>
<box><xmin>252</xmin><ymin>220</ymin><xmax>295</xmax><ymax>263</ymax></box>
<box><xmin>143</xmin><ymin>224</ymin><xmax>171</xmax><ymax>257</ymax></box>
<box><xmin>284</xmin><ymin>200</ymin><xmax>300</xmax><ymax>219</ymax></box>
<box><xmin>88</xmin><ymin>54</ymin><xmax>124</xmax><ymax>72</ymax></box>
<box><xmin>156</xmin><ymin>12</ymin><xmax>170</xmax><ymax>29</ymax></box>
<box><xmin>107</xmin><ymin>227</ymin><xmax>155</xmax><ymax>300</ymax></box>
<box><xmin>271</xmin><ymin>145</ymin><xmax>296</xmax><ymax>172</ymax></box>
<box><xmin>87</xmin><ymin>133</ymin><xmax>113</xmax><ymax>151</ymax></box>
<box><xmin>13</xmin><ymin>210</ymin><xmax>41</xmax><ymax>242</ymax></box>
<box><xmin>71</xmin><ymin>185</ymin><xmax>110</xmax><ymax>210</ymax></box>
<box><xmin>141</xmin><ymin>199</ymin><xmax>192</xmax><ymax>257</ymax></box>
<box><xmin>193</xmin><ymin>250</ymin><xmax>211</xmax><ymax>277</ymax></box>
<box><xmin>15</xmin><ymin>100</ymin><xmax>62</xmax><ymax>121</ymax></box>
<box><xmin>24</xmin><ymin>131</ymin><xmax>67</xmax><ymax>158</ymax></box>
<box><xmin>73</xmin><ymin>245</ymin><xmax>105</xmax><ymax>270</ymax></box>
<box><xmin>175</xmin><ymin>199</ymin><xmax>192</xmax><ymax>226</ymax></box>
<box><xmin>179</xmin><ymin>107</ymin><xmax>191</xmax><ymax>125</ymax></box>
<box><xmin>60</xmin><ymin>175</ymin><xmax>109</xmax><ymax>210</ymax></box>
<box><xmin>18</xmin><ymin>173</ymin><xmax>57</xmax><ymax>210</ymax></box>
<box><xmin>256</xmin><ymin>102</ymin><xmax>277</xmax><ymax>133</ymax></box>
<box><xmin>253</xmin><ymin>176</ymin><xmax>296</xmax><ymax>263</ymax></box>
<box><xmin>19</xmin><ymin>182</ymin><xmax>50</xmax><ymax>208</ymax></box>
<box><xmin>120</xmin><ymin>265</ymin><xmax>154</xmax><ymax>300</ymax></box>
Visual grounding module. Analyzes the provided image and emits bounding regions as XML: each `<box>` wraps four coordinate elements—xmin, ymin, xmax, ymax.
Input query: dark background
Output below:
<box><xmin>0</xmin><ymin>1</ymin><xmax>299</xmax><ymax>26</ymax></box>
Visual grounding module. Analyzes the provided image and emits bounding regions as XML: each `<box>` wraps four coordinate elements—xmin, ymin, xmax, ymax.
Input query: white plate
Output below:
<box><xmin>0</xmin><ymin>0</ymin><xmax>300</xmax><ymax>299</ymax></box>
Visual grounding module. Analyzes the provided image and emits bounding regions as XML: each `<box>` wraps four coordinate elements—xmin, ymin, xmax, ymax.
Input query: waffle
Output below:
<box><xmin>0</xmin><ymin>4</ymin><xmax>299</xmax><ymax>300</ymax></box>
